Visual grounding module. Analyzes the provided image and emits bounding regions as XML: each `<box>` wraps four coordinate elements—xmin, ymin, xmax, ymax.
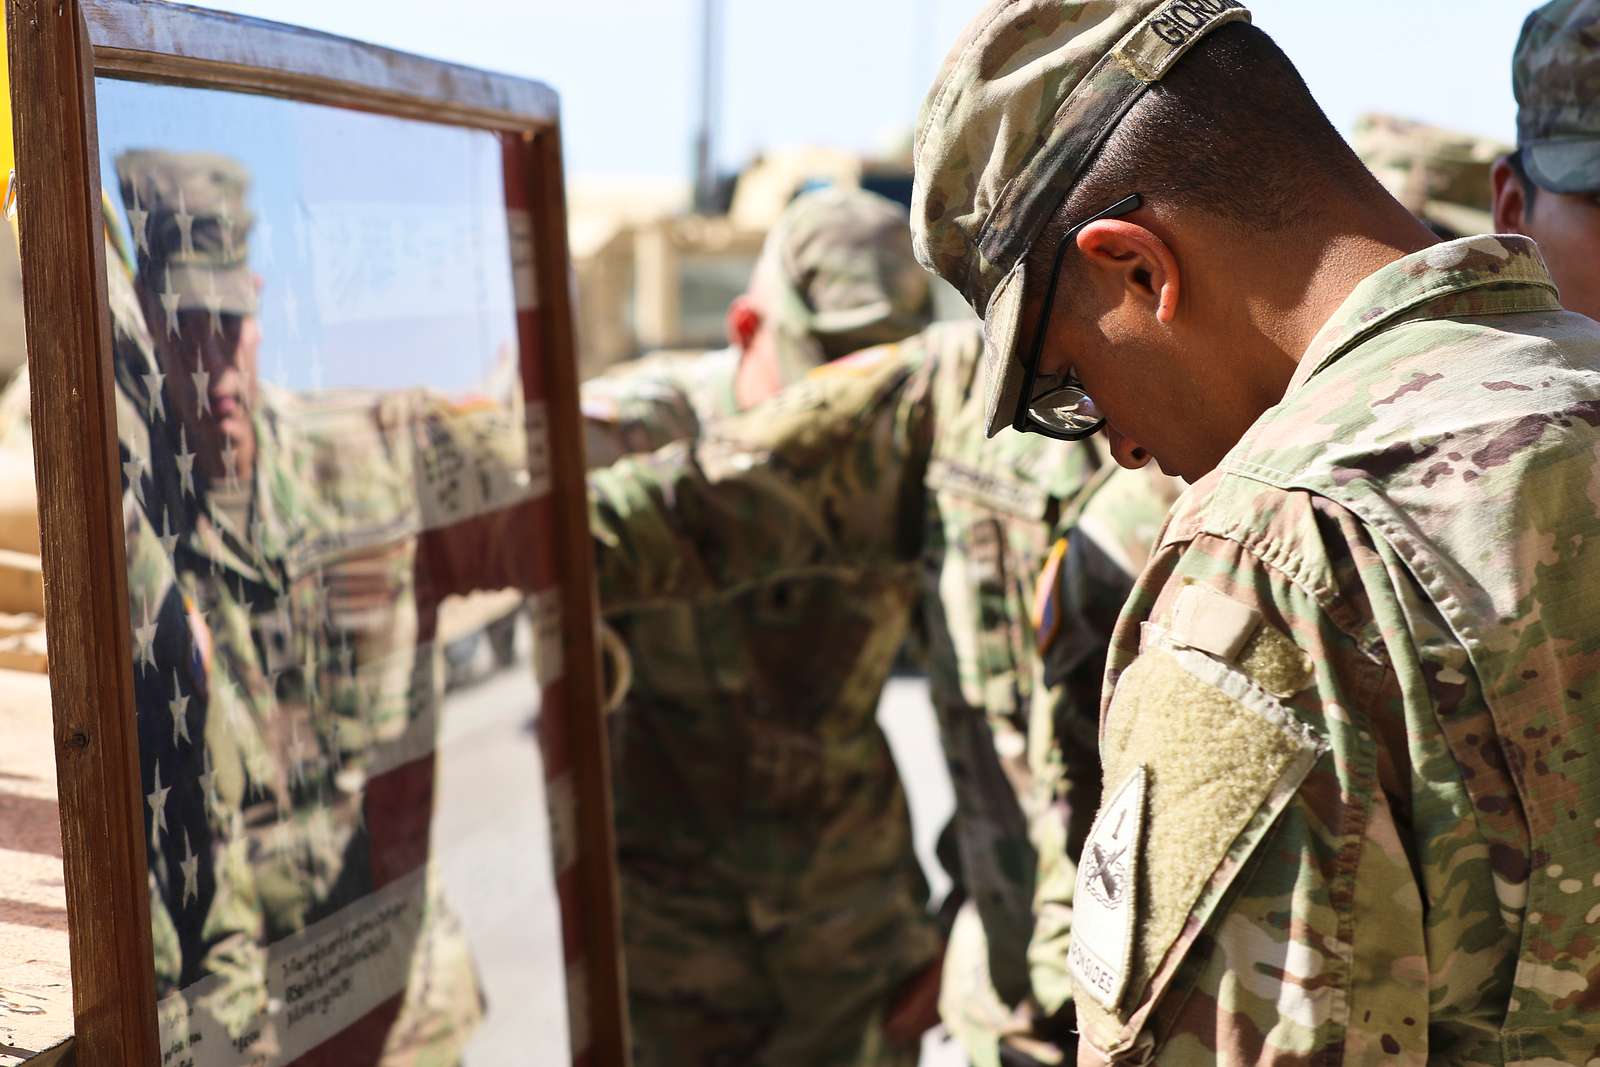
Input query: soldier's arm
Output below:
<box><xmin>1027</xmin><ymin>466</ymin><xmax>1181</xmax><ymax>1022</ymax></box>
<box><xmin>1070</xmin><ymin>491</ymin><xmax>1505</xmax><ymax>1064</ymax></box>
<box><xmin>580</xmin><ymin>374</ymin><xmax>702</xmax><ymax>470</ymax></box>
<box><xmin>589</xmin><ymin>345</ymin><xmax>936</xmax><ymax>611</ymax></box>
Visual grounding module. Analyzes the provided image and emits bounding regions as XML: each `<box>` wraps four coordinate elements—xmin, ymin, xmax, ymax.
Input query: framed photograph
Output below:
<box><xmin>7</xmin><ymin>1</ymin><xmax>624</xmax><ymax>1063</ymax></box>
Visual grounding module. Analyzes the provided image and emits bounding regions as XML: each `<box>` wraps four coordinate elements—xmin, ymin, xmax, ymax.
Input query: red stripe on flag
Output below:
<box><xmin>293</xmin><ymin>993</ymin><xmax>404</xmax><ymax>1065</ymax></box>
<box><xmin>363</xmin><ymin>755</ymin><xmax>437</xmax><ymax>889</ymax></box>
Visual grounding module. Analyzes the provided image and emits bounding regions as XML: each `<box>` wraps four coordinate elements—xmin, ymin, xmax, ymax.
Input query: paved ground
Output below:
<box><xmin>876</xmin><ymin>674</ymin><xmax>968</xmax><ymax>1067</ymax></box>
<box><xmin>433</xmin><ymin>625</ymin><xmax>570</xmax><ymax>1066</ymax></box>
<box><xmin>0</xmin><ymin>669</ymin><xmax>70</xmax><ymax>1066</ymax></box>
<box><xmin>433</xmin><ymin>647</ymin><xmax>970</xmax><ymax>1066</ymax></box>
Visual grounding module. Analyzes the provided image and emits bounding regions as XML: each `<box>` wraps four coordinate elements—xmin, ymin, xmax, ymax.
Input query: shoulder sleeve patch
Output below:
<box><xmin>1070</xmin><ymin>765</ymin><xmax>1146</xmax><ymax>1010</ymax></box>
<box><xmin>1075</xmin><ymin>639</ymin><xmax>1326</xmax><ymax>1051</ymax></box>
<box><xmin>806</xmin><ymin>341</ymin><xmax>896</xmax><ymax>378</ymax></box>
<box><xmin>1031</xmin><ymin>536</ymin><xmax>1069</xmax><ymax>654</ymax></box>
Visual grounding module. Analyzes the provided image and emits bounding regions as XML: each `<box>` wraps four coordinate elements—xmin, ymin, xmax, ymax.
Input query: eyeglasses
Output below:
<box><xmin>1011</xmin><ymin>193</ymin><xmax>1143</xmax><ymax>440</ymax></box>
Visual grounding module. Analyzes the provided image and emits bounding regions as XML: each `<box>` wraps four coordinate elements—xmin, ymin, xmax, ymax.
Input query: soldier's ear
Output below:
<box><xmin>727</xmin><ymin>295</ymin><xmax>762</xmax><ymax>352</ymax></box>
<box><xmin>1076</xmin><ymin>220</ymin><xmax>1180</xmax><ymax>326</ymax></box>
<box><xmin>1491</xmin><ymin>156</ymin><xmax>1528</xmax><ymax>235</ymax></box>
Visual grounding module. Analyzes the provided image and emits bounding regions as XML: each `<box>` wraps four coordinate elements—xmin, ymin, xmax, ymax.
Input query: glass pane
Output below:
<box><xmin>94</xmin><ymin>76</ymin><xmax>574</xmax><ymax>1065</ymax></box>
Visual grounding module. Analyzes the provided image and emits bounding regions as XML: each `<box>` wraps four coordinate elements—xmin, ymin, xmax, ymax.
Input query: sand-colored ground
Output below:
<box><xmin>0</xmin><ymin>670</ymin><xmax>70</xmax><ymax>1065</ymax></box>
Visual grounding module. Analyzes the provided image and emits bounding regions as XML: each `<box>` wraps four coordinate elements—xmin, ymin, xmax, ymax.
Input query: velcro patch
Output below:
<box><xmin>1074</xmin><ymin>641</ymin><xmax>1326</xmax><ymax>1050</ymax></box>
<box><xmin>1070</xmin><ymin>765</ymin><xmax>1146</xmax><ymax>1010</ymax></box>
<box><xmin>1167</xmin><ymin>582</ymin><xmax>1260</xmax><ymax>662</ymax></box>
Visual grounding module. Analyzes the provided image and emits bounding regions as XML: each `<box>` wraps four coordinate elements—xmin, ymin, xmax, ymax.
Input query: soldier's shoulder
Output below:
<box><xmin>1075</xmin><ymin>465</ymin><xmax>1185</xmax><ymax>579</ymax></box>
<box><xmin>581</xmin><ymin>349</ymin><xmax>726</xmax><ymax>460</ymax></box>
<box><xmin>587</xmin><ymin>348</ymin><xmax>730</xmax><ymax>404</ymax></box>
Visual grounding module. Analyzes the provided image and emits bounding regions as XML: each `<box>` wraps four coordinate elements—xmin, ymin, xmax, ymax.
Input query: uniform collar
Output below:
<box><xmin>1286</xmin><ymin>235</ymin><xmax>1561</xmax><ymax>397</ymax></box>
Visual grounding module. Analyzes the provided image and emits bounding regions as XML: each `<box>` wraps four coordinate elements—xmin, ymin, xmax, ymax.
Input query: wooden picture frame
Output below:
<box><xmin>6</xmin><ymin>1</ymin><xmax>624</xmax><ymax>1063</ymax></box>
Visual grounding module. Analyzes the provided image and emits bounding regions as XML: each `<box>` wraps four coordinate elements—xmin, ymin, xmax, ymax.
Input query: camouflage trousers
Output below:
<box><xmin>622</xmin><ymin>871</ymin><xmax>937</xmax><ymax>1067</ymax></box>
<box><xmin>940</xmin><ymin>903</ymin><xmax>1070</xmax><ymax>1067</ymax></box>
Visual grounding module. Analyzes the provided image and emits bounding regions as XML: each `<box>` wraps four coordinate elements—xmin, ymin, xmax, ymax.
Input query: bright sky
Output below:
<box><xmin>190</xmin><ymin>1</ymin><xmax>1531</xmax><ymax>182</ymax></box>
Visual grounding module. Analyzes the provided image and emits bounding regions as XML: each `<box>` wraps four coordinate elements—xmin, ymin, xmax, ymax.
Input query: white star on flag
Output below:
<box><xmin>191</xmin><ymin>352</ymin><xmax>211</xmax><ymax>417</ymax></box>
<box><xmin>198</xmin><ymin>749</ymin><xmax>217</xmax><ymax>812</ymax></box>
<box><xmin>204</xmin><ymin>275</ymin><xmax>224</xmax><ymax>338</ymax></box>
<box><xmin>134</xmin><ymin>596</ymin><xmax>158</xmax><ymax>675</ymax></box>
<box><xmin>160</xmin><ymin>268</ymin><xmax>181</xmax><ymax>339</ymax></box>
<box><xmin>168</xmin><ymin>669</ymin><xmax>190</xmax><ymax>748</ymax></box>
<box><xmin>176</xmin><ymin>427</ymin><xmax>197</xmax><ymax>501</ymax></box>
<box><xmin>142</xmin><ymin>368</ymin><xmax>166</xmax><ymax>422</ymax></box>
<box><xmin>180</xmin><ymin>829</ymin><xmax>199</xmax><ymax>909</ymax></box>
<box><xmin>123</xmin><ymin>454</ymin><xmax>146</xmax><ymax>507</ymax></box>
<box><xmin>221</xmin><ymin>436</ymin><xmax>240</xmax><ymax>492</ymax></box>
<box><xmin>158</xmin><ymin>509</ymin><xmax>179</xmax><ymax>558</ymax></box>
<box><xmin>175</xmin><ymin>189</ymin><xmax>195</xmax><ymax>257</ymax></box>
<box><xmin>147</xmin><ymin>760</ymin><xmax>170</xmax><ymax>845</ymax></box>
<box><xmin>127</xmin><ymin>186</ymin><xmax>151</xmax><ymax>257</ymax></box>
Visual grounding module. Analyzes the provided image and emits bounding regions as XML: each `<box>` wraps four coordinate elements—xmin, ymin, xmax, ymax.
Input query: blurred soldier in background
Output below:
<box><xmin>585</xmin><ymin>186</ymin><xmax>941</xmax><ymax>1067</ymax></box>
<box><xmin>1351</xmin><ymin>113</ymin><xmax>1505</xmax><ymax>239</ymax></box>
<box><xmin>591</xmin><ymin>316</ymin><xmax>1180</xmax><ymax>1066</ymax></box>
<box><xmin>582</xmin><ymin>185</ymin><xmax>933</xmax><ymax>461</ymax></box>
<box><xmin>1493</xmin><ymin>0</ymin><xmax>1600</xmax><ymax>319</ymax></box>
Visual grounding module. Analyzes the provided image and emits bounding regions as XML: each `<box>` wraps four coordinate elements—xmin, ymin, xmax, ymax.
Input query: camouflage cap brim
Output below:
<box><xmin>1522</xmin><ymin>138</ymin><xmax>1600</xmax><ymax>195</ymax></box>
<box><xmin>981</xmin><ymin>260</ymin><xmax>1028</xmax><ymax>438</ymax></box>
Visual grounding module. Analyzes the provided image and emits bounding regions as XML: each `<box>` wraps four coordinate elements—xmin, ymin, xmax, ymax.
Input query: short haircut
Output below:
<box><xmin>1505</xmin><ymin>147</ymin><xmax>1541</xmax><ymax>215</ymax></box>
<box><xmin>1027</xmin><ymin>23</ymin><xmax>1380</xmax><ymax>280</ymax></box>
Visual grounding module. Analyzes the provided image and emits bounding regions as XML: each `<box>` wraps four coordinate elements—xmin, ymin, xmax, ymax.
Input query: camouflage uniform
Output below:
<box><xmin>581</xmin><ymin>347</ymin><xmax>737</xmax><ymax>468</ymax></box>
<box><xmin>586</xmin><ymin>188</ymin><xmax>939</xmax><ymax>1067</ymax></box>
<box><xmin>1070</xmin><ymin>235</ymin><xmax>1600</xmax><ymax>1064</ymax></box>
<box><xmin>907</xmin><ymin>1</ymin><xmax>1600</xmax><ymax>1062</ymax></box>
<box><xmin>591</xmin><ymin>320</ymin><xmax>1180</xmax><ymax>1066</ymax></box>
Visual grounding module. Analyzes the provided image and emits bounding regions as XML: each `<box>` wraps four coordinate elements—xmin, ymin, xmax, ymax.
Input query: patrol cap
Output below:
<box><xmin>1514</xmin><ymin>0</ymin><xmax>1600</xmax><ymax>194</ymax></box>
<box><xmin>115</xmin><ymin>149</ymin><xmax>257</xmax><ymax>316</ymax></box>
<box><xmin>750</xmin><ymin>185</ymin><xmax>933</xmax><ymax>385</ymax></box>
<box><xmin>911</xmin><ymin>0</ymin><xmax>1250</xmax><ymax>437</ymax></box>
<box><xmin>1352</xmin><ymin>113</ymin><xmax>1507</xmax><ymax>238</ymax></box>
